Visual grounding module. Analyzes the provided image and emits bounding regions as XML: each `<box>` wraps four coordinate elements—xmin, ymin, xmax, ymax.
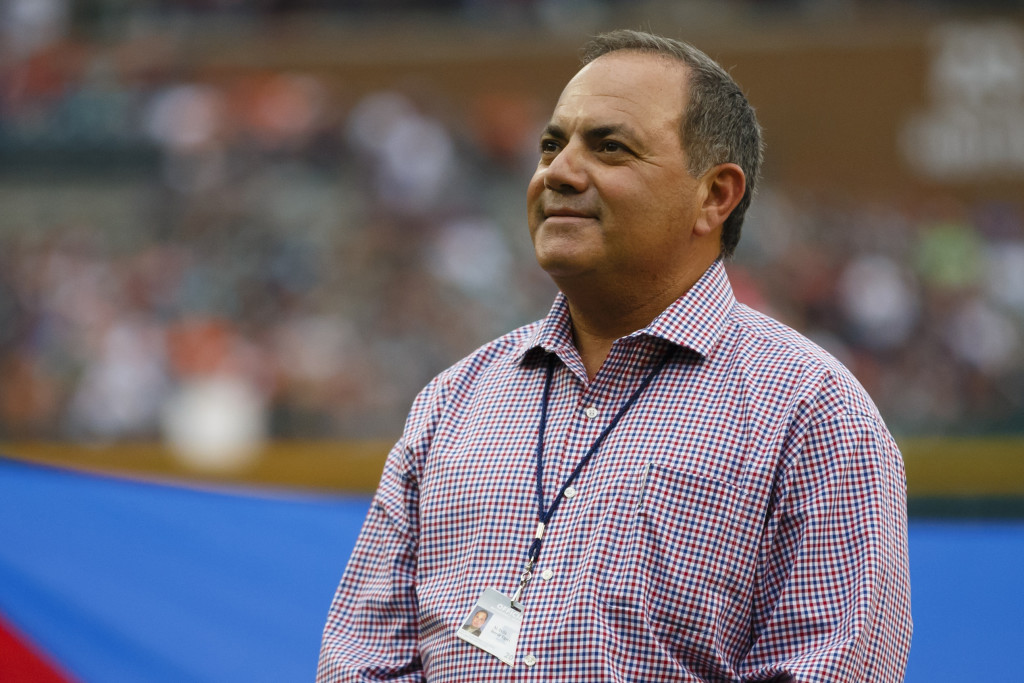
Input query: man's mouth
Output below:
<box><xmin>544</xmin><ymin>207</ymin><xmax>593</xmax><ymax>219</ymax></box>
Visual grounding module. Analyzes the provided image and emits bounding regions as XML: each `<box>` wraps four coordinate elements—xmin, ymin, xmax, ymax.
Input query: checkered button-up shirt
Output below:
<box><xmin>318</xmin><ymin>260</ymin><xmax>912</xmax><ymax>682</ymax></box>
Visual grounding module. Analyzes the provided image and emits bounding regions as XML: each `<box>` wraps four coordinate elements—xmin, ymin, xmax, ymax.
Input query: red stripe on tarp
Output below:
<box><xmin>0</xmin><ymin>612</ymin><xmax>76</xmax><ymax>683</ymax></box>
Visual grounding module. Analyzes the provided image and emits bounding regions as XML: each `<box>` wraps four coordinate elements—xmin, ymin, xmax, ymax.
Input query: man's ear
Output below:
<box><xmin>693</xmin><ymin>163</ymin><xmax>746</xmax><ymax>237</ymax></box>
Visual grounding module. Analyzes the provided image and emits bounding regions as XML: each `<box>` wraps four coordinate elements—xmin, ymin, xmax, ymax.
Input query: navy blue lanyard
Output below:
<box><xmin>525</xmin><ymin>347</ymin><xmax>675</xmax><ymax>569</ymax></box>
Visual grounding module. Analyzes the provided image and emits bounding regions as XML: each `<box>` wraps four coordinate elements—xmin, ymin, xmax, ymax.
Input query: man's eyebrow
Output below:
<box><xmin>541</xmin><ymin>122</ymin><xmax>640</xmax><ymax>143</ymax></box>
<box><xmin>584</xmin><ymin>124</ymin><xmax>641</xmax><ymax>144</ymax></box>
<box><xmin>541</xmin><ymin>123</ymin><xmax>566</xmax><ymax>140</ymax></box>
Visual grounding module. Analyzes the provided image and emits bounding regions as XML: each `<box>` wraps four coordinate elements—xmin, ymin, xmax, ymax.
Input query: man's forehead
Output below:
<box><xmin>567</xmin><ymin>51</ymin><xmax>689</xmax><ymax>92</ymax></box>
<box><xmin>545</xmin><ymin>53</ymin><xmax>688</xmax><ymax>135</ymax></box>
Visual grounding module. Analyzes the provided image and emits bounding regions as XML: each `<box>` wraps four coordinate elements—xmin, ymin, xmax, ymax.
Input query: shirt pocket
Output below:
<box><xmin>596</xmin><ymin>463</ymin><xmax>753</xmax><ymax>676</ymax></box>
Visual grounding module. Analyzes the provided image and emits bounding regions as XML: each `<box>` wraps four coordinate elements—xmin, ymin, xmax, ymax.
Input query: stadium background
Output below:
<box><xmin>1</xmin><ymin>0</ymin><xmax>1022</xmax><ymax>680</ymax></box>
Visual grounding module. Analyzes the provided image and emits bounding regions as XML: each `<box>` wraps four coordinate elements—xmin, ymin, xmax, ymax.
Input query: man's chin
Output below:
<box><xmin>534</xmin><ymin>252</ymin><xmax>600</xmax><ymax>285</ymax></box>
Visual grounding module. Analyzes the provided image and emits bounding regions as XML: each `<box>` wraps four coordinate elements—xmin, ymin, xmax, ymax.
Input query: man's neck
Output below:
<box><xmin>563</xmin><ymin>288</ymin><xmax>677</xmax><ymax>381</ymax></box>
<box><xmin>560</xmin><ymin>259</ymin><xmax>717</xmax><ymax>381</ymax></box>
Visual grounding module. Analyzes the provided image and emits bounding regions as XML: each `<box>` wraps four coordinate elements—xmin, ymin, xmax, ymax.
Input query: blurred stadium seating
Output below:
<box><xmin>1</xmin><ymin>2</ymin><xmax>1022</xmax><ymax>492</ymax></box>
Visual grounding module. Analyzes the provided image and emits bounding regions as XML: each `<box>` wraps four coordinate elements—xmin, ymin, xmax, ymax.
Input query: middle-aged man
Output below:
<box><xmin>319</xmin><ymin>29</ymin><xmax>912</xmax><ymax>682</ymax></box>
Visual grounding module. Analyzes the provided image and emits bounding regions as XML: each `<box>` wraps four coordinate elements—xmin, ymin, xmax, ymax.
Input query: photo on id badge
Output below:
<box><xmin>456</xmin><ymin>587</ymin><xmax>523</xmax><ymax>666</ymax></box>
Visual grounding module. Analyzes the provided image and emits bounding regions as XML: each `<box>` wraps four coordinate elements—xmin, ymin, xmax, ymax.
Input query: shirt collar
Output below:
<box><xmin>517</xmin><ymin>260</ymin><xmax>736</xmax><ymax>362</ymax></box>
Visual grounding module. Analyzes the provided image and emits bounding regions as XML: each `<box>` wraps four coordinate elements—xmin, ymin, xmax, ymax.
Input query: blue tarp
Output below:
<box><xmin>1</xmin><ymin>455</ymin><xmax>1022</xmax><ymax>681</ymax></box>
<box><xmin>0</xmin><ymin>456</ymin><xmax>365</xmax><ymax>682</ymax></box>
<box><xmin>905</xmin><ymin>518</ymin><xmax>1024</xmax><ymax>680</ymax></box>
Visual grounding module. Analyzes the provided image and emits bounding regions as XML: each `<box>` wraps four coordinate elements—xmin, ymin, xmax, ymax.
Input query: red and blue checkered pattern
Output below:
<box><xmin>318</xmin><ymin>260</ymin><xmax>912</xmax><ymax>682</ymax></box>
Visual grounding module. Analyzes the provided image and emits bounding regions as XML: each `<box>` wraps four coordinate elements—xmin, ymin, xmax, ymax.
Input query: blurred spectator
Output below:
<box><xmin>1</xmin><ymin>0</ymin><xmax>68</xmax><ymax>58</ymax></box>
<box><xmin>67</xmin><ymin>314</ymin><xmax>170</xmax><ymax>440</ymax></box>
<box><xmin>913</xmin><ymin>201</ymin><xmax>985</xmax><ymax>294</ymax></box>
<box><xmin>345</xmin><ymin>90</ymin><xmax>459</xmax><ymax>216</ymax></box>
<box><xmin>944</xmin><ymin>297</ymin><xmax>1020</xmax><ymax>375</ymax></box>
<box><xmin>836</xmin><ymin>253</ymin><xmax>920</xmax><ymax>352</ymax></box>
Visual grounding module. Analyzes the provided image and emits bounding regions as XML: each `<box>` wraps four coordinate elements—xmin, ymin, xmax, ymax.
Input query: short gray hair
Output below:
<box><xmin>580</xmin><ymin>29</ymin><xmax>763</xmax><ymax>258</ymax></box>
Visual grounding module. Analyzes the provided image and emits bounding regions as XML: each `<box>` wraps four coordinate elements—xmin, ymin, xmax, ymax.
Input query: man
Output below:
<box><xmin>319</xmin><ymin>29</ymin><xmax>912</xmax><ymax>682</ymax></box>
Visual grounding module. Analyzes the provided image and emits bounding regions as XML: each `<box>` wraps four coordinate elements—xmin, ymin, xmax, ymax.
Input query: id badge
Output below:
<box><xmin>455</xmin><ymin>587</ymin><xmax>523</xmax><ymax>666</ymax></box>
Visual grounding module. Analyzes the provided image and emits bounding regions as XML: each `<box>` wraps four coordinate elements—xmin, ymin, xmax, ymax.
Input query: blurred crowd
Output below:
<box><xmin>0</xmin><ymin>7</ymin><xmax>558</xmax><ymax>445</ymax></box>
<box><xmin>1</xmin><ymin>3</ymin><xmax>1022</xmax><ymax>450</ymax></box>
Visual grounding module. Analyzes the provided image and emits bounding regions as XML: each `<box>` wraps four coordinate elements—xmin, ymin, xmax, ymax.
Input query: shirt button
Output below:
<box><xmin>540</xmin><ymin>568</ymin><xmax>554</xmax><ymax>581</ymax></box>
<box><xmin>584</xmin><ymin>406</ymin><xmax>598</xmax><ymax>419</ymax></box>
<box><xmin>523</xmin><ymin>654</ymin><xmax>537</xmax><ymax>667</ymax></box>
<box><xmin>563</xmin><ymin>486</ymin><xmax>577</xmax><ymax>499</ymax></box>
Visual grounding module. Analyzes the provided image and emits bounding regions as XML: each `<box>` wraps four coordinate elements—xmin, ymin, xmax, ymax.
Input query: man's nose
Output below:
<box><xmin>543</xmin><ymin>141</ymin><xmax>588</xmax><ymax>193</ymax></box>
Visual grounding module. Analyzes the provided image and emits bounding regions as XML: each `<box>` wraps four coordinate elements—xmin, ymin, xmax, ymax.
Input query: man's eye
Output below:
<box><xmin>540</xmin><ymin>139</ymin><xmax>560</xmax><ymax>154</ymax></box>
<box><xmin>600</xmin><ymin>140</ymin><xmax>626</xmax><ymax>153</ymax></box>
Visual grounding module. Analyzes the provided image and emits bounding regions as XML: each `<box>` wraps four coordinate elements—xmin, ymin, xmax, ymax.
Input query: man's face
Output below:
<box><xmin>527</xmin><ymin>52</ymin><xmax>708</xmax><ymax>295</ymax></box>
<box><xmin>471</xmin><ymin>611</ymin><xmax>488</xmax><ymax>628</ymax></box>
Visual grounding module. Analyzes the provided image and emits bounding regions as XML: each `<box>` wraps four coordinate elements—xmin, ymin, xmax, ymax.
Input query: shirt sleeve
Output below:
<box><xmin>317</xmin><ymin>390</ymin><xmax>432</xmax><ymax>682</ymax></box>
<box><xmin>740</xmin><ymin>409</ymin><xmax>913</xmax><ymax>683</ymax></box>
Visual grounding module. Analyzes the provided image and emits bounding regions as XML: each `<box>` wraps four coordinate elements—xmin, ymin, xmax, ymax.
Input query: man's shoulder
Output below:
<box><xmin>725</xmin><ymin>303</ymin><xmax>880</xmax><ymax>418</ymax></box>
<box><xmin>431</xmin><ymin>319</ymin><xmax>543</xmax><ymax>392</ymax></box>
<box><xmin>729</xmin><ymin>304</ymin><xmax>837</xmax><ymax>364</ymax></box>
<box><xmin>399</xmin><ymin>319</ymin><xmax>545</xmax><ymax>443</ymax></box>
